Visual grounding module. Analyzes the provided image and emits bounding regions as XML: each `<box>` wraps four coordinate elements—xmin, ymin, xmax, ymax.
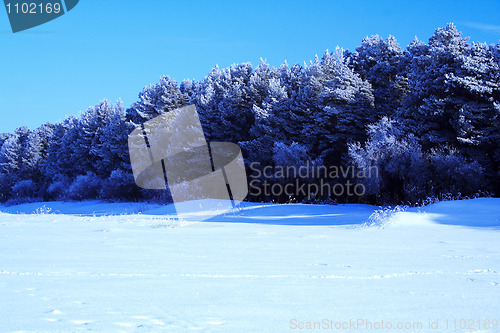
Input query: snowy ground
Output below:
<box><xmin>0</xmin><ymin>199</ymin><xmax>499</xmax><ymax>332</ymax></box>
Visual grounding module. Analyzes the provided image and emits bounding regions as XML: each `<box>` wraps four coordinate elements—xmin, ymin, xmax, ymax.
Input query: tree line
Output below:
<box><xmin>1</xmin><ymin>24</ymin><xmax>498</xmax><ymax>205</ymax></box>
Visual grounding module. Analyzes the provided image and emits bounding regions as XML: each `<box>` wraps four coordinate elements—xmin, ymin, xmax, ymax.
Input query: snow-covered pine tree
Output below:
<box><xmin>0</xmin><ymin>127</ymin><xmax>30</xmax><ymax>179</ymax></box>
<box><xmin>399</xmin><ymin>23</ymin><xmax>470</xmax><ymax>148</ymax></box>
<box><xmin>446</xmin><ymin>41</ymin><xmax>500</xmax><ymax>193</ymax></box>
<box><xmin>302</xmin><ymin>48</ymin><xmax>375</xmax><ymax>165</ymax></box>
<box><xmin>195</xmin><ymin>63</ymin><xmax>256</xmax><ymax>143</ymax></box>
<box><xmin>277</xmin><ymin>62</ymin><xmax>308</xmax><ymax>142</ymax></box>
<box><xmin>0</xmin><ymin>127</ymin><xmax>30</xmax><ymax>200</ymax></box>
<box><xmin>248</xmin><ymin>60</ymin><xmax>279</xmax><ymax>108</ymax></box>
<box><xmin>180</xmin><ymin>79</ymin><xmax>197</xmax><ymax>104</ymax></box>
<box><xmin>42</xmin><ymin>118</ymin><xmax>73</xmax><ymax>181</ymax></box>
<box><xmin>0</xmin><ymin>133</ymin><xmax>9</xmax><ymax>149</ymax></box>
<box><xmin>73</xmin><ymin>100</ymin><xmax>117</xmax><ymax>176</ymax></box>
<box><xmin>241</xmin><ymin>76</ymin><xmax>290</xmax><ymax>166</ymax></box>
<box><xmin>352</xmin><ymin>35</ymin><xmax>408</xmax><ymax>117</ymax></box>
<box><xmin>22</xmin><ymin>123</ymin><xmax>54</xmax><ymax>185</ymax></box>
<box><xmin>125</xmin><ymin>76</ymin><xmax>189</xmax><ymax>126</ymax></box>
<box><xmin>216</xmin><ymin>63</ymin><xmax>255</xmax><ymax>143</ymax></box>
<box><xmin>95</xmin><ymin>100</ymin><xmax>134</xmax><ymax>178</ymax></box>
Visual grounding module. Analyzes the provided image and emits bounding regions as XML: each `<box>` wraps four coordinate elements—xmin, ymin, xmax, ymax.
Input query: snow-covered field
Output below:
<box><xmin>0</xmin><ymin>199</ymin><xmax>499</xmax><ymax>332</ymax></box>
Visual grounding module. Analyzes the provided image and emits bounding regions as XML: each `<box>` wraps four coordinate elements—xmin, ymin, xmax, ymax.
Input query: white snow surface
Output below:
<box><xmin>0</xmin><ymin>198</ymin><xmax>499</xmax><ymax>332</ymax></box>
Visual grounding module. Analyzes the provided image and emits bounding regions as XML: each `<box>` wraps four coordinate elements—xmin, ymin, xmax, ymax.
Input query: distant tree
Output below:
<box><xmin>217</xmin><ymin>64</ymin><xmax>255</xmax><ymax>143</ymax></box>
<box><xmin>22</xmin><ymin>123</ymin><xmax>54</xmax><ymax>184</ymax></box>
<box><xmin>0</xmin><ymin>127</ymin><xmax>30</xmax><ymax>179</ymax></box>
<box><xmin>248</xmin><ymin>60</ymin><xmax>279</xmax><ymax>108</ymax></box>
<box><xmin>399</xmin><ymin>23</ymin><xmax>470</xmax><ymax>148</ymax></box>
<box><xmin>180</xmin><ymin>79</ymin><xmax>197</xmax><ymax>104</ymax></box>
<box><xmin>126</xmin><ymin>76</ymin><xmax>189</xmax><ymax>125</ymax></box>
<box><xmin>195</xmin><ymin>63</ymin><xmax>256</xmax><ymax>143</ymax></box>
<box><xmin>61</xmin><ymin>100</ymin><xmax>121</xmax><ymax>177</ymax></box>
<box><xmin>241</xmin><ymin>76</ymin><xmax>290</xmax><ymax>166</ymax></box>
<box><xmin>94</xmin><ymin>100</ymin><xmax>133</xmax><ymax>177</ymax></box>
<box><xmin>446</xmin><ymin>42</ymin><xmax>500</xmax><ymax>192</ymax></box>
<box><xmin>277</xmin><ymin>62</ymin><xmax>308</xmax><ymax>141</ymax></box>
<box><xmin>0</xmin><ymin>133</ymin><xmax>9</xmax><ymax>149</ymax></box>
<box><xmin>0</xmin><ymin>127</ymin><xmax>30</xmax><ymax>201</ymax></box>
<box><xmin>0</xmin><ymin>132</ymin><xmax>21</xmax><ymax>179</ymax></box>
<box><xmin>348</xmin><ymin>117</ymin><xmax>427</xmax><ymax>204</ymax></box>
<box><xmin>352</xmin><ymin>35</ymin><xmax>408</xmax><ymax>116</ymax></box>
<box><xmin>42</xmin><ymin>118</ymin><xmax>73</xmax><ymax>180</ymax></box>
<box><xmin>302</xmin><ymin>49</ymin><xmax>375</xmax><ymax>164</ymax></box>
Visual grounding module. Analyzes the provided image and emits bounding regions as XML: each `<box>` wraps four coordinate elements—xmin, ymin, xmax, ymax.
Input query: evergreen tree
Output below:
<box><xmin>73</xmin><ymin>100</ymin><xmax>116</xmax><ymax>176</ymax></box>
<box><xmin>43</xmin><ymin>118</ymin><xmax>74</xmax><ymax>180</ymax></box>
<box><xmin>302</xmin><ymin>49</ymin><xmax>375</xmax><ymax>164</ymax></box>
<box><xmin>22</xmin><ymin>123</ymin><xmax>54</xmax><ymax>184</ymax></box>
<box><xmin>241</xmin><ymin>76</ymin><xmax>290</xmax><ymax>166</ymax></box>
<box><xmin>0</xmin><ymin>133</ymin><xmax>21</xmax><ymax>181</ymax></box>
<box><xmin>276</xmin><ymin>62</ymin><xmax>308</xmax><ymax>141</ymax></box>
<box><xmin>446</xmin><ymin>41</ymin><xmax>500</xmax><ymax>192</ymax></box>
<box><xmin>248</xmin><ymin>59</ymin><xmax>279</xmax><ymax>108</ymax></box>
<box><xmin>0</xmin><ymin>127</ymin><xmax>30</xmax><ymax>200</ymax></box>
<box><xmin>0</xmin><ymin>127</ymin><xmax>30</xmax><ymax>179</ymax></box>
<box><xmin>399</xmin><ymin>23</ymin><xmax>470</xmax><ymax>148</ymax></box>
<box><xmin>95</xmin><ymin>100</ymin><xmax>133</xmax><ymax>177</ymax></box>
<box><xmin>216</xmin><ymin>63</ymin><xmax>255</xmax><ymax>143</ymax></box>
<box><xmin>126</xmin><ymin>76</ymin><xmax>189</xmax><ymax>126</ymax></box>
<box><xmin>352</xmin><ymin>35</ymin><xmax>408</xmax><ymax>116</ymax></box>
<box><xmin>196</xmin><ymin>63</ymin><xmax>255</xmax><ymax>143</ymax></box>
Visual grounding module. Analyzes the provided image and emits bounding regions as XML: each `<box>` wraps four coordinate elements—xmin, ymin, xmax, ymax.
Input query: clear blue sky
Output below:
<box><xmin>1</xmin><ymin>0</ymin><xmax>499</xmax><ymax>133</ymax></box>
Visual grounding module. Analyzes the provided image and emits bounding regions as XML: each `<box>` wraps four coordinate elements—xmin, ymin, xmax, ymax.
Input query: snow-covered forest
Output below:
<box><xmin>1</xmin><ymin>24</ymin><xmax>498</xmax><ymax>205</ymax></box>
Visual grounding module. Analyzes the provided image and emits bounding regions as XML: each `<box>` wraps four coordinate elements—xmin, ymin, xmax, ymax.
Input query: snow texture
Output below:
<box><xmin>0</xmin><ymin>198</ymin><xmax>499</xmax><ymax>332</ymax></box>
